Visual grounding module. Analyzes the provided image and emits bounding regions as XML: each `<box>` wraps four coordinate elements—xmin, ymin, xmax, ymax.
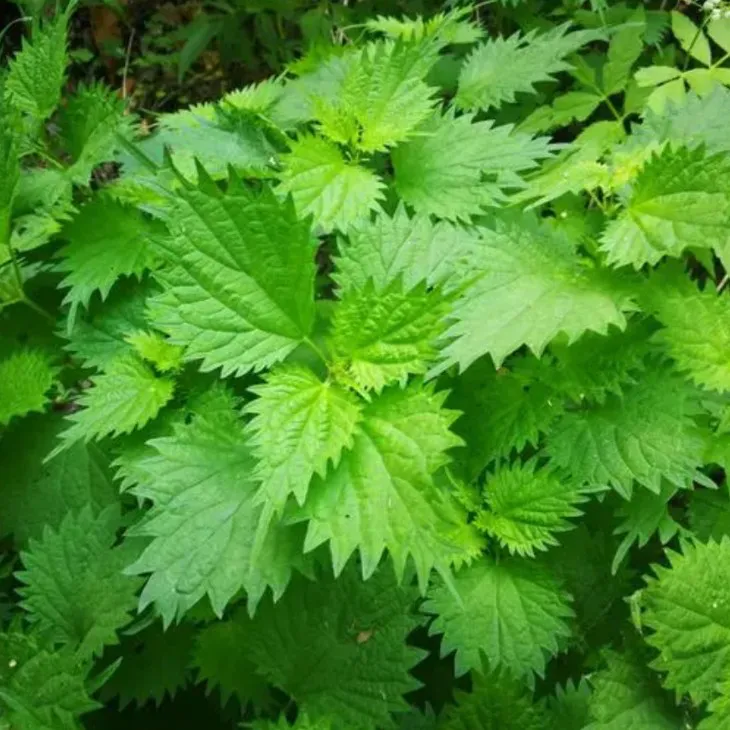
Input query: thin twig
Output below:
<box><xmin>122</xmin><ymin>28</ymin><xmax>136</xmax><ymax>101</ymax></box>
<box><xmin>717</xmin><ymin>274</ymin><xmax>729</xmax><ymax>293</ymax></box>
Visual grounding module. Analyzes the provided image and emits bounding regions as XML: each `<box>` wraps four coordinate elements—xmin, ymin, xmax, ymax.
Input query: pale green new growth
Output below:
<box><xmin>330</xmin><ymin>278</ymin><xmax>450</xmax><ymax>392</ymax></box>
<box><xmin>278</xmin><ymin>134</ymin><xmax>385</xmax><ymax>232</ymax></box>
<box><xmin>53</xmin><ymin>353</ymin><xmax>174</xmax><ymax>452</ymax></box>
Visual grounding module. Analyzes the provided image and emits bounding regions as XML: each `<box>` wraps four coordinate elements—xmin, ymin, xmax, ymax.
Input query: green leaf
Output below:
<box><xmin>125</xmin><ymin>385</ymin><xmax>306</xmax><ymax>624</ymax></box>
<box><xmin>545</xmin><ymin>680</ymin><xmax>593</xmax><ymax>730</ymax></box>
<box><xmin>439</xmin><ymin>672</ymin><xmax>549</xmax><ymax>730</ymax></box>
<box><xmin>644</xmin><ymin>538</ymin><xmax>730</xmax><ymax>703</ymax></box>
<box><xmin>58</xmin><ymin>198</ymin><xmax>164</xmax><ymax>317</ymax></box>
<box><xmin>0</xmin><ymin>110</ymin><xmax>20</xmax><ymax>245</ymax></box>
<box><xmin>600</xmin><ymin>145</ymin><xmax>730</xmax><ymax>268</ymax></box>
<box><xmin>334</xmin><ymin>205</ymin><xmax>480</xmax><ymax>294</ymax></box>
<box><xmin>642</xmin><ymin>265</ymin><xmax>730</xmax><ymax>393</ymax></box>
<box><xmin>243</xmin><ymin>364</ymin><xmax>362</xmax><ymax>510</ymax></box>
<box><xmin>4</xmin><ymin>7</ymin><xmax>70</xmax><ymax>121</ymax></box>
<box><xmin>689</xmin><ymin>485</ymin><xmax>730</xmax><ymax>543</ymax></box>
<box><xmin>238</xmin><ymin>564</ymin><xmax>424</xmax><ymax>730</ymax></box>
<box><xmin>0</xmin><ymin>632</ymin><xmax>99</xmax><ymax>730</ymax></box>
<box><xmin>0</xmin><ymin>348</ymin><xmax>56</xmax><ymax>426</ymax></box>
<box><xmin>437</xmin><ymin>214</ymin><xmax>631</xmax><ymax>373</ymax></box>
<box><xmin>330</xmin><ymin>278</ymin><xmax>450</xmax><ymax>392</ymax></box>
<box><xmin>299</xmin><ymin>381</ymin><xmax>481</xmax><ymax>590</ymax></box>
<box><xmin>125</xmin><ymin>330</ymin><xmax>183</xmax><ymax>373</ymax></box>
<box><xmin>149</xmin><ymin>179</ymin><xmax>316</xmax><ymax>376</ymax></box>
<box><xmin>548</xmin><ymin>323</ymin><xmax>651</xmax><ymax>404</ymax></box>
<box><xmin>475</xmin><ymin>460</ymin><xmax>590</xmax><ymax>557</ymax></box>
<box><xmin>671</xmin><ymin>11</ymin><xmax>711</xmax><ymax>67</ymax></box>
<box><xmin>278</xmin><ymin>134</ymin><xmax>385</xmax><ymax>233</ymax></box>
<box><xmin>700</xmin><ymin>676</ymin><xmax>730</xmax><ymax>730</ymax></box>
<box><xmin>0</xmin><ymin>414</ymin><xmax>116</xmax><ymax>544</ymax></box>
<box><xmin>59</xmin><ymin>82</ymin><xmax>133</xmax><ymax>185</ymax></box>
<box><xmin>547</xmin><ymin>369</ymin><xmax>708</xmax><ymax>499</ymax></box>
<box><xmin>585</xmin><ymin>649</ymin><xmax>681</xmax><ymax>729</ymax></box>
<box><xmin>17</xmin><ymin>506</ymin><xmax>142</xmax><ymax>658</ymax></box>
<box><xmin>365</xmin><ymin>7</ymin><xmax>483</xmax><ymax>46</ymax></box>
<box><xmin>98</xmin><ymin>622</ymin><xmax>196</xmax><ymax>709</ymax></box>
<box><xmin>313</xmin><ymin>39</ymin><xmax>438</xmax><ymax>152</ymax></box>
<box><xmin>192</xmin><ymin>619</ymin><xmax>270</xmax><ymax>708</ymax></box>
<box><xmin>602</xmin><ymin>12</ymin><xmax>646</xmax><ymax>95</ymax></box>
<box><xmin>635</xmin><ymin>65</ymin><xmax>682</xmax><ymax>87</ymax></box>
<box><xmin>612</xmin><ymin>481</ymin><xmax>682</xmax><ymax>573</ymax></box>
<box><xmin>62</xmin><ymin>279</ymin><xmax>152</xmax><ymax>371</ymax></box>
<box><xmin>391</xmin><ymin>110</ymin><xmax>553</xmax><ymax>222</ymax></box>
<box><xmin>456</xmin><ymin>24</ymin><xmax>603</xmax><ymax>111</ymax></box>
<box><xmin>447</xmin><ymin>355</ymin><xmax>563</xmax><ymax>481</ymax></box>
<box><xmin>423</xmin><ymin>556</ymin><xmax>573</xmax><ymax>677</ymax></box>
<box><xmin>53</xmin><ymin>353</ymin><xmax>174</xmax><ymax>452</ymax></box>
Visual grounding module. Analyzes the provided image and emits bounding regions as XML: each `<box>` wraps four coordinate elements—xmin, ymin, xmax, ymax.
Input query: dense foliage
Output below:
<box><xmin>3</xmin><ymin>0</ymin><xmax>730</xmax><ymax>728</ymax></box>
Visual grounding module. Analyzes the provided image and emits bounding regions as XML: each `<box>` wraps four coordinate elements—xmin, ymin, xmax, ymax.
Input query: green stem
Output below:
<box><xmin>683</xmin><ymin>15</ymin><xmax>710</xmax><ymax>71</ymax></box>
<box><xmin>304</xmin><ymin>337</ymin><xmax>329</xmax><ymax>367</ymax></box>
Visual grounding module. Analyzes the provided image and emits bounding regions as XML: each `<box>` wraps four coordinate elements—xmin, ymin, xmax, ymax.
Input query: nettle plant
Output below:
<box><xmin>3</xmin><ymin>1</ymin><xmax>730</xmax><ymax>729</ymax></box>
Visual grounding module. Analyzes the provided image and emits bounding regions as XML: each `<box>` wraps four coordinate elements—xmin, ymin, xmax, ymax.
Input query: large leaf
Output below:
<box><xmin>547</xmin><ymin>368</ymin><xmax>708</xmax><ymax>499</ymax></box>
<box><xmin>237</xmin><ymin>564</ymin><xmax>424</xmax><ymax>730</ymax></box>
<box><xmin>299</xmin><ymin>381</ymin><xmax>481</xmax><ymax>589</ymax></box>
<box><xmin>644</xmin><ymin>538</ymin><xmax>730</xmax><ymax>703</ymax></box>
<box><xmin>436</xmin><ymin>214</ymin><xmax>632</xmax><ymax>373</ymax></box>
<box><xmin>334</xmin><ymin>205</ymin><xmax>480</xmax><ymax>294</ymax></box>
<box><xmin>0</xmin><ymin>414</ymin><xmax>116</xmax><ymax>544</ymax></box>
<box><xmin>643</xmin><ymin>265</ymin><xmax>730</xmax><ymax>393</ymax></box>
<box><xmin>52</xmin><ymin>354</ymin><xmax>174</xmax><ymax>453</ymax></box>
<box><xmin>17</xmin><ymin>506</ymin><xmax>142</xmax><ymax>658</ymax></box>
<box><xmin>57</xmin><ymin>198</ymin><xmax>164</xmax><ymax>318</ymax></box>
<box><xmin>150</xmin><ymin>178</ymin><xmax>317</xmax><ymax>376</ymax></box>
<box><xmin>392</xmin><ymin>110</ymin><xmax>553</xmax><ymax>221</ymax></box>
<box><xmin>423</xmin><ymin>556</ymin><xmax>573</xmax><ymax>677</ymax></box>
<box><xmin>125</xmin><ymin>386</ymin><xmax>307</xmax><ymax>624</ymax></box>
<box><xmin>456</xmin><ymin>24</ymin><xmax>602</xmax><ymax>111</ymax></box>
<box><xmin>601</xmin><ymin>145</ymin><xmax>730</xmax><ymax>268</ymax></box>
